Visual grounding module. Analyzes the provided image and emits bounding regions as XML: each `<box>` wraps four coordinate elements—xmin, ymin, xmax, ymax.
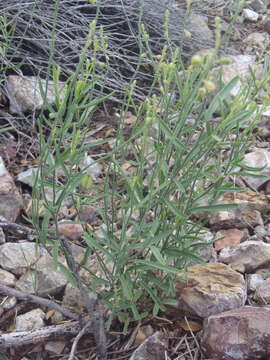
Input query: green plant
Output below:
<box><xmin>29</xmin><ymin>1</ymin><xmax>269</xmax><ymax>333</ymax></box>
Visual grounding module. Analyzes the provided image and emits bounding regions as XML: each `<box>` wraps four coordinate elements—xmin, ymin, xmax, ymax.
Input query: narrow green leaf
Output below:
<box><xmin>150</xmin><ymin>246</ymin><xmax>166</xmax><ymax>265</ymax></box>
<box><xmin>230</xmin><ymin>171</ymin><xmax>268</xmax><ymax>178</ymax></box>
<box><xmin>190</xmin><ymin>203</ymin><xmax>238</xmax><ymax>213</ymax></box>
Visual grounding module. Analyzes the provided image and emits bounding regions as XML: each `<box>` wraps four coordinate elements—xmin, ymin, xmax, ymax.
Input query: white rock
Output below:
<box><xmin>79</xmin><ymin>154</ymin><xmax>102</xmax><ymax>181</ymax></box>
<box><xmin>16</xmin><ymin>254</ymin><xmax>67</xmax><ymax>295</ymax></box>
<box><xmin>247</xmin><ymin>273</ymin><xmax>264</xmax><ymax>292</ymax></box>
<box><xmin>242</xmin><ymin>148</ymin><xmax>270</xmax><ymax>189</ymax></box>
<box><xmin>17</xmin><ymin>168</ymin><xmax>38</xmax><ymax>187</ymax></box>
<box><xmin>0</xmin><ymin>269</ymin><xmax>16</xmax><ymax>286</ymax></box>
<box><xmin>5</xmin><ymin>75</ymin><xmax>66</xmax><ymax>114</ymax></box>
<box><xmin>215</xmin><ymin>55</ymin><xmax>262</xmax><ymax>97</ymax></box>
<box><xmin>243</xmin><ymin>8</ymin><xmax>260</xmax><ymax>21</ymax></box>
<box><xmin>2</xmin><ymin>296</ymin><xmax>17</xmax><ymax>311</ymax></box>
<box><xmin>0</xmin><ymin>242</ymin><xmax>45</xmax><ymax>275</ymax></box>
<box><xmin>15</xmin><ymin>309</ymin><xmax>45</xmax><ymax>331</ymax></box>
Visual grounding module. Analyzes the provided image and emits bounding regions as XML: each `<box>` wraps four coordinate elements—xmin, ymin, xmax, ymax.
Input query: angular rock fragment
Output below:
<box><xmin>254</xmin><ymin>278</ymin><xmax>270</xmax><ymax>304</ymax></box>
<box><xmin>52</xmin><ymin>221</ymin><xmax>84</xmax><ymax>241</ymax></box>
<box><xmin>247</xmin><ymin>273</ymin><xmax>264</xmax><ymax>292</ymax></box>
<box><xmin>209</xmin><ymin>191</ymin><xmax>269</xmax><ymax>229</ymax></box>
<box><xmin>243</xmin><ymin>8</ymin><xmax>259</xmax><ymax>22</ymax></box>
<box><xmin>5</xmin><ymin>75</ymin><xmax>65</xmax><ymax>114</ymax></box>
<box><xmin>219</xmin><ymin>241</ymin><xmax>270</xmax><ymax>273</ymax></box>
<box><xmin>242</xmin><ymin>148</ymin><xmax>270</xmax><ymax>190</ymax></box>
<box><xmin>214</xmin><ymin>55</ymin><xmax>262</xmax><ymax>97</ymax></box>
<box><xmin>201</xmin><ymin>306</ymin><xmax>270</xmax><ymax>360</ymax></box>
<box><xmin>16</xmin><ymin>254</ymin><xmax>67</xmax><ymax>296</ymax></box>
<box><xmin>0</xmin><ymin>242</ymin><xmax>44</xmax><ymax>275</ymax></box>
<box><xmin>129</xmin><ymin>331</ymin><xmax>168</xmax><ymax>360</ymax></box>
<box><xmin>175</xmin><ymin>263</ymin><xmax>246</xmax><ymax>318</ymax></box>
<box><xmin>214</xmin><ymin>228</ymin><xmax>246</xmax><ymax>251</ymax></box>
<box><xmin>0</xmin><ymin>157</ymin><xmax>23</xmax><ymax>222</ymax></box>
<box><xmin>0</xmin><ymin>269</ymin><xmax>16</xmax><ymax>287</ymax></box>
<box><xmin>15</xmin><ymin>308</ymin><xmax>45</xmax><ymax>331</ymax></box>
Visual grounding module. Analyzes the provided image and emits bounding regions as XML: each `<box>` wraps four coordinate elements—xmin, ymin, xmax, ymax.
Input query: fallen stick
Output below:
<box><xmin>0</xmin><ymin>320</ymin><xmax>93</xmax><ymax>348</ymax></box>
<box><xmin>68</xmin><ymin>319</ymin><xmax>92</xmax><ymax>360</ymax></box>
<box><xmin>0</xmin><ymin>281</ymin><xmax>81</xmax><ymax>322</ymax></box>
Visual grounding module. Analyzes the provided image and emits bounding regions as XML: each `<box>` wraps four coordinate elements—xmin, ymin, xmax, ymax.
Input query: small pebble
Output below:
<box><xmin>243</xmin><ymin>8</ymin><xmax>260</xmax><ymax>21</ymax></box>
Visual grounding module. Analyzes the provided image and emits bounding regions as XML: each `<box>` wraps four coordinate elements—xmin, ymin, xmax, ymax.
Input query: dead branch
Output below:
<box><xmin>0</xmin><ymin>281</ymin><xmax>81</xmax><ymax>322</ymax></box>
<box><xmin>0</xmin><ymin>220</ymin><xmax>35</xmax><ymax>239</ymax></box>
<box><xmin>0</xmin><ymin>320</ymin><xmax>93</xmax><ymax>348</ymax></box>
<box><xmin>68</xmin><ymin>319</ymin><xmax>92</xmax><ymax>360</ymax></box>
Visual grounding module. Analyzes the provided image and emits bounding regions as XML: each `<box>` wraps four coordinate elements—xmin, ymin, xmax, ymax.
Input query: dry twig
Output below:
<box><xmin>0</xmin><ymin>320</ymin><xmax>92</xmax><ymax>348</ymax></box>
<box><xmin>0</xmin><ymin>281</ymin><xmax>81</xmax><ymax>322</ymax></box>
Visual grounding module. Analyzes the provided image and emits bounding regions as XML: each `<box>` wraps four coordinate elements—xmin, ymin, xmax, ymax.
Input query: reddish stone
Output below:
<box><xmin>214</xmin><ymin>229</ymin><xmax>246</xmax><ymax>251</ymax></box>
<box><xmin>202</xmin><ymin>306</ymin><xmax>270</xmax><ymax>360</ymax></box>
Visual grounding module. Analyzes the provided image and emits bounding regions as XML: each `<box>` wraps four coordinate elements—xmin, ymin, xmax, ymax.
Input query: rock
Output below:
<box><xmin>5</xmin><ymin>75</ymin><xmax>65</xmax><ymax>114</ymax></box>
<box><xmin>187</xmin><ymin>13</ymin><xmax>213</xmax><ymax>44</ymax></box>
<box><xmin>242</xmin><ymin>148</ymin><xmax>270</xmax><ymax>189</ymax></box>
<box><xmin>219</xmin><ymin>241</ymin><xmax>270</xmax><ymax>273</ymax></box>
<box><xmin>256</xmin><ymin>267</ymin><xmax>270</xmax><ymax>279</ymax></box>
<box><xmin>44</xmin><ymin>341</ymin><xmax>66</xmax><ymax>356</ymax></box>
<box><xmin>209</xmin><ymin>191</ymin><xmax>268</xmax><ymax>229</ymax></box>
<box><xmin>243</xmin><ymin>8</ymin><xmax>260</xmax><ymax>21</ymax></box>
<box><xmin>0</xmin><ymin>242</ymin><xmax>44</xmax><ymax>275</ymax></box>
<box><xmin>250</xmin><ymin>0</ymin><xmax>267</xmax><ymax>12</ymax></box>
<box><xmin>175</xmin><ymin>263</ymin><xmax>246</xmax><ymax>318</ymax></box>
<box><xmin>247</xmin><ymin>273</ymin><xmax>265</xmax><ymax>292</ymax></box>
<box><xmin>51</xmin><ymin>311</ymin><xmax>65</xmax><ymax>324</ymax></box>
<box><xmin>77</xmin><ymin>204</ymin><xmax>99</xmax><ymax>225</ymax></box>
<box><xmin>0</xmin><ymin>269</ymin><xmax>16</xmax><ymax>286</ymax></box>
<box><xmin>134</xmin><ymin>326</ymin><xmax>154</xmax><ymax>347</ymax></box>
<box><xmin>244</xmin><ymin>32</ymin><xmax>268</xmax><ymax>49</ymax></box>
<box><xmin>214</xmin><ymin>55</ymin><xmax>262</xmax><ymax>97</ymax></box>
<box><xmin>62</xmin><ymin>283</ymin><xmax>86</xmax><ymax>310</ymax></box>
<box><xmin>214</xmin><ymin>229</ymin><xmax>246</xmax><ymax>251</ymax></box>
<box><xmin>264</xmin><ymin>180</ymin><xmax>270</xmax><ymax>195</ymax></box>
<box><xmin>0</xmin><ymin>157</ymin><xmax>23</xmax><ymax>222</ymax></box>
<box><xmin>16</xmin><ymin>168</ymin><xmax>38</xmax><ymax>187</ymax></box>
<box><xmin>2</xmin><ymin>296</ymin><xmax>17</xmax><ymax>311</ymax></box>
<box><xmin>254</xmin><ymin>278</ymin><xmax>270</xmax><ymax>304</ymax></box>
<box><xmin>15</xmin><ymin>308</ymin><xmax>45</xmax><ymax>331</ymax></box>
<box><xmin>201</xmin><ymin>306</ymin><xmax>270</xmax><ymax>360</ymax></box>
<box><xmin>129</xmin><ymin>331</ymin><xmax>168</xmax><ymax>360</ymax></box>
<box><xmin>254</xmin><ymin>225</ymin><xmax>267</xmax><ymax>239</ymax></box>
<box><xmin>53</xmin><ymin>221</ymin><xmax>84</xmax><ymax>241</ymax></box>
<box><xmin>0</xmin><ymin>228</ymin><xmax>5</xmax><ymax>244</ymax></box>
<box><xmin>79</xmin><ymin>154</ymin><xmax>102</xmax><ymax>181</ymax></box>
<box><xmin>16</xmin><ymin>254</ymin><xmax>67</xmax><ymax>295</ymax></box>
<box><xmin>264</xmin><ymin>18</ymin><xmax>270</xmax><ymax>34</ymax></box>
<box><xmin>191</xmin><ymin>230</ymin><xmax>217</xmax><ymax>264</ymax></box>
